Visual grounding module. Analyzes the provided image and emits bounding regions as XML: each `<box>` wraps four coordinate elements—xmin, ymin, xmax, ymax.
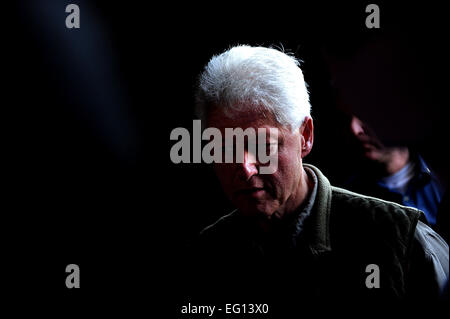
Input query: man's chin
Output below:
<box><xmin>236</xmin><ymin>201</ymin><xmax>277</xmax><ymax>219</ymax></box>
<box><xmin>361</xmin><ymin>146</ymin><xmax>383</xmax><ymax>162</ymax></box>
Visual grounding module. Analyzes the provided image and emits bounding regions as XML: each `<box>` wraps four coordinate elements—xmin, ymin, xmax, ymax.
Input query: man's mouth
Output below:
<box><xmin>362</xmin><ymin>142</ymin><xmax>375</xmax><ymax>150</ymax></box>
<box><xmin>236</xmin><ymin>187</ymin><xmax>268</xmax><ymax>198</ymax></box>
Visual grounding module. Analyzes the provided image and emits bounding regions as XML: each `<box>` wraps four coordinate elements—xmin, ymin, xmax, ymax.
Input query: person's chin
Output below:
<box><xmin>235</xmin><ymin>199</ymin><xmax>277</xmax><ymax>219</ymax></box>
<box><xmin>363</xmin><ymin>148</ymin><xmax>383</xmax><ymax>162</ymax></box>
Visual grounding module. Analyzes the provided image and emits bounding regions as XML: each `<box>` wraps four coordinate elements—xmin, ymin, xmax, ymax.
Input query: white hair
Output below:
<box><xmin>195</xmin><ymin>45</ymin><xmax>311</xmax><ymax>131</ymax></box>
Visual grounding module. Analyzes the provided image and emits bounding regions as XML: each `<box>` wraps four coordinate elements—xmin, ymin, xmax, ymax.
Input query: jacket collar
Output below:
<box><xmin>303</xmin><ymin>164</ymin><xmax>333</xmax><ymax>255</ymax></box>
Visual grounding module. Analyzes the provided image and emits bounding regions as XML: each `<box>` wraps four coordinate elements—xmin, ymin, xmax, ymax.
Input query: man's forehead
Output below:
<box><xmin>207</xmin><ymin>106</ymin><xmax>281</xmax><ymax>130</ymax></box>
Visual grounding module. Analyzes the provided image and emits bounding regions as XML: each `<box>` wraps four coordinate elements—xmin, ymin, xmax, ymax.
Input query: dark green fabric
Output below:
<box><xmin>305</xmin><ymin>163</ymin><xmax>420</xmax><ymax>254</ymax></box>
<box><xmin>305</xmin><ymin>164</ymin><xmax>421</xmax><ymax>298</ymax></box>
<box><xmin>195</xmin><ymin>164</ymin><xmax>425</xmax><ymax>300</ymax></box>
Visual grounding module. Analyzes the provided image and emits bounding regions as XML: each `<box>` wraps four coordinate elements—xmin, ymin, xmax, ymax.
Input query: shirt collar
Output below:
<box><xmin>291</xmin><ymin>166</ymin><xmax>318</xmax><ymax>242</ymax></box>
<box><xmin>416</xmin><ymin>155</ymin><xmax>432</xmax><ymax>179</ymax></box>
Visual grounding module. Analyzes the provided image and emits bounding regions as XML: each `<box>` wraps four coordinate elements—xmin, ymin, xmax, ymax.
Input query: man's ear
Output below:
<box><xmin>300</xmin><ymin>117</ymin><xmax>314</xmax><ymax>159</ymax></box>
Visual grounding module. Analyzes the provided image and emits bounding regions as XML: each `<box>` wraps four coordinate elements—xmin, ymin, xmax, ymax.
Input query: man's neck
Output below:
<box><xmin>257</xmin><ymin>167</ymin><xmax>312</xmax><ymax>233</ymax></box>
<box><xmin>284</xmin><ymin>167</ymin><xmax>312</xmax><ymax>216</ymax></box>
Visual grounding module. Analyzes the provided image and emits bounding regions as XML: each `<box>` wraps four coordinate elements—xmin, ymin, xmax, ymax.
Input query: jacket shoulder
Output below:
<box><xmin>198</xmin><ymin>210</ymin><xmax>240</xmax><ymax>242</ymax></box>
<box><xmin>332</xmin><ymin>186</ymin><xmax>423</xmax><ymax>218</ymax></box>
<box><xmin>330</xmin><ymin>186</ymin><xmax>422</xmax><ymax>242</ymax></box>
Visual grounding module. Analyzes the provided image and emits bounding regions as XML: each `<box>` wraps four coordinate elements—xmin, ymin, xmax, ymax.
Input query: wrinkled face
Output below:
<box><xmin>207</xmin><ymin>107</ymin><xmax>312</xmax><ymax>220</ymax></box>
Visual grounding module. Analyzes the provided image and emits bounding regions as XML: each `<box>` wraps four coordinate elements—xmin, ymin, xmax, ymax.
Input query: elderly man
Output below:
<box><xmin>190</xmin><ymin>45</ymin><xmax>448</xmax><ymax>304</ymax></box>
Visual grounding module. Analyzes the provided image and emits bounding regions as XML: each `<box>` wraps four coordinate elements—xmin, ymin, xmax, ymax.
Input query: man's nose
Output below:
<box><xmin>238</xmin><ymin>150</ymin><xmax>258</xmax><ymax>181</ymax></box>
<box><xmin>350</xmin><ymin>116</ymin><xmax>366</xmax><ymax>136</ymax></box>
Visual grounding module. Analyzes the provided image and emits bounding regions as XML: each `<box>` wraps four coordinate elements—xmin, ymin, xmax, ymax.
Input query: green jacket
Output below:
<box><xmin>194</xmin><ymin>164</ymin><xmax>447</xmax><ymax>302</ymax></box>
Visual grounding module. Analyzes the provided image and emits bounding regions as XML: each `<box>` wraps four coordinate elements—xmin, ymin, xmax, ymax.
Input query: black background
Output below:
<box><xmin>5</xmin><ymin>0</ymin><xmax>448</xmax><ymax>314</ymax></box>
